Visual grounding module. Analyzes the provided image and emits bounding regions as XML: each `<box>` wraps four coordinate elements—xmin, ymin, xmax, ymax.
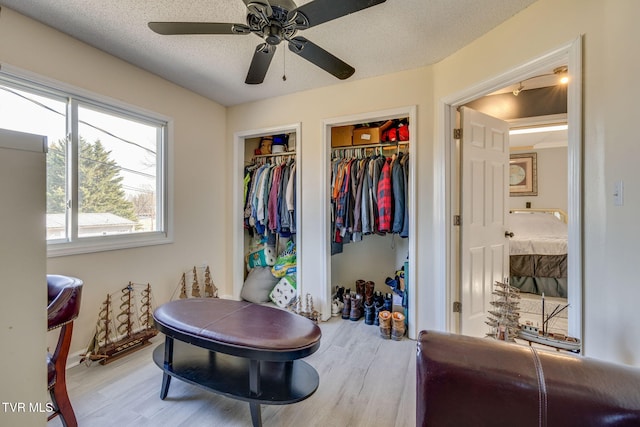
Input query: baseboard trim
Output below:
<box><xmin>66</xmin><ymin>349</ymin><xmax>87</xmax><ymax>370</ymax></box>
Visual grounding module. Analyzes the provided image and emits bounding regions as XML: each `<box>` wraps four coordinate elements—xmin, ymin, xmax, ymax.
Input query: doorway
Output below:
<box><xmin>232</xmin><ymin>123</ymin><xmax>302</xmax><ymax>300</ymax></box>
<box><xmin>322</xmin><ymin>106</ymin><xmax>418</xmax><ymax>338</ymax></box>
<box><xmin>438</xmin><ymin>38</ymin><xmax>583</xmax><ymax>343</ymax></box>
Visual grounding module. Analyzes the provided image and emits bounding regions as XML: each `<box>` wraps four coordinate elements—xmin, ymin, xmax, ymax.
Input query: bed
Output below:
<box><xmin>508</xmin><ymin>209</ymin><xmax>568</xmax><ymax>298</ymax></box>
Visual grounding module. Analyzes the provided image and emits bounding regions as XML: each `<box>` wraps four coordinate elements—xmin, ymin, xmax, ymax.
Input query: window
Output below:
<box><xmin>0</xmin><ymin>69</ymin><xmax>171</xmax><ymax>256</ymax></box>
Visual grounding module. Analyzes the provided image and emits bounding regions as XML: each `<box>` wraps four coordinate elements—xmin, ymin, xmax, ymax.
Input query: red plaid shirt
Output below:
<box><xmin>377</xmin><ymin>158</ymin><xmax>393</xmax><ymax>232</ymax></box>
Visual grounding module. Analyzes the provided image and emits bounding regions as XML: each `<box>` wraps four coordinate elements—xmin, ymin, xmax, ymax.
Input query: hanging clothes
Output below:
<box><xmin>244</xmin><ymin>156</ymin><xmax>296</xmax><ymax>239</ymax></box>
<box><xmin>377</xmin><ymin>157</ymin><xmax>393</xmax><ymax>233</ymax></box>
<box><xmin>392</xmin><ymin>152</ymin><xmax>405</xmax><ymax>234</ymax></box>
<box><xmin>400</xmin><ymin>152</ymin><xmax>410</xmax><ymax>238</ymax></box>
<box><xmin>329</xmin><ymin>145</ymin><xmax>409</xmax><ymax>253</ymax></box>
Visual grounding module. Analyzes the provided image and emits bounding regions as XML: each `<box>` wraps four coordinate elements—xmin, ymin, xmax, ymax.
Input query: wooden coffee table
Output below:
<box><xmin>152</xmin><ymin>298</ymin><xmax>321</xmax><ymax>427</ymax></box>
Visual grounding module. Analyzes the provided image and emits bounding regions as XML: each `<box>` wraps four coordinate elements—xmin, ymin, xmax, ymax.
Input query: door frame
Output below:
<box><xmin>435</xmin><ymin>37</ymin><xmax>583</xmax><ymax>341</ymax></box>
<box><xmin>232</xmin><ymin>123</ymin><xmax>302</xmax><ymax>300</ymax></box>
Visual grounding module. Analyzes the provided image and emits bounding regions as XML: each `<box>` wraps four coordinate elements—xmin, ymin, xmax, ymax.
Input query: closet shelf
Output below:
<box><xmin>331</xmin><ymin>141</ymin><xmax>410</xmax><ymax>150</ymax></box>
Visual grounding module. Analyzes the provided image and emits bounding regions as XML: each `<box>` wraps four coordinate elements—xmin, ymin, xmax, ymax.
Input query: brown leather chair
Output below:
<box><xmin>47</xmin><ymin>275</ymin><xmax>83</xmax><ymax>427</ymax></box>
<box><xmin>417</xmin><ymin>330</ymin><xmax>640</xmax><ymax>427</ymax></box>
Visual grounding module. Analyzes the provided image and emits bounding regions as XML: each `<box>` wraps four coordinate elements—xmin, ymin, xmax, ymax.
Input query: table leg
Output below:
<box><xmin>249</xmin><ymin>359</ymin><xmax>262</xmax><ymax>427</ymax></box>
<box><xmin>249</xmin><ymin>402</ymin><xmax>262</xmax><ymax>427</ymax></box>
<box><xmin>160</xmin><ymin>336</ymin><xmax>174</xmax><ymax>400</ymax></box>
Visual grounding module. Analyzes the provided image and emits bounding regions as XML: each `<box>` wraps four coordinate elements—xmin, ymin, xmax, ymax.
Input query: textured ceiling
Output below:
<box><xmin>0</xmin><ymin>0</ymin><xmax>538</xmax><ymax>106</ymax></box>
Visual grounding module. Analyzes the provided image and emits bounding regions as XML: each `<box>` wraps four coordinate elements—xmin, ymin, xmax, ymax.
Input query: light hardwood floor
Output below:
<box><xmin>48</xmin><ymin>316</ymin><xmax>416</xmax><ymax>427</ymax></box>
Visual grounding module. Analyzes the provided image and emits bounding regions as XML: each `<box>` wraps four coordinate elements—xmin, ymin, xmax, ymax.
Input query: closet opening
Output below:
<box><xmin>322</xmin><ymin>106</ymin><xmax>417</xmax><ymax>339</ymax></box>
<box><xmin>233</xmin><ymin>124</ymin><xmax>302</xmax><ymax>308</ymax></box>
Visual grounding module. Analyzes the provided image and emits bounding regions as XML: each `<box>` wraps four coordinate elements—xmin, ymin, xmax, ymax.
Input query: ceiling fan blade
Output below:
<box><xmin>148</xmin><ymin>22</ymin><xmax>251</xmax><ymax>35</ymax></box>
<box><xmin>246</xmin><ymin>43</ymin><xmax>277</xmax><ymax>84</ymax></box>
<box><xmin>290</xmin><ymin>0</ymin><xmax>387</xmax><ymax>29</ymax></box>
<box><xmin>288</xmin><ymin>36</ymin><xmax>355</xmax><ymax>80</ymax></box>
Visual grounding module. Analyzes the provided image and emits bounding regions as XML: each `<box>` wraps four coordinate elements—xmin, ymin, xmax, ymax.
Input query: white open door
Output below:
<box><xmin>459</xmin><ymin>107</ymin><xmax>510</xmax><ymax>337</ymax></box>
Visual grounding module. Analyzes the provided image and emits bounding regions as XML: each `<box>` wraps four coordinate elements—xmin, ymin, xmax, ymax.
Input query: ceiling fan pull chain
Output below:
<box><xmin>282</xmin><ymin>47</ymin><xmax>287</xmax><ymax>81</ymax></box>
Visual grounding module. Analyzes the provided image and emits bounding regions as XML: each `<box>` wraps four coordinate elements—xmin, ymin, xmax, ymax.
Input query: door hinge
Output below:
<box><xmin>453</xmin><ymin>301</ymin><xmax>462</xmax><ymax>312</ymax></box>
<box><xmin>453</xmin><ymin>128</ymin><xmax>462</xmax><ymax>139</ymax></box>
<box><xmin>453</xmin><ymin>215</ymin><xmax>461</xmax><ymax>226</ymax></box>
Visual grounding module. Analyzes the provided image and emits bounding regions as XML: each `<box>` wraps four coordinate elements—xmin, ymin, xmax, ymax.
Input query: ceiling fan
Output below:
<box><xmin>148</xmin><ymin>0</ymin><xmax>387</xmax><ymax>84</ymax></box>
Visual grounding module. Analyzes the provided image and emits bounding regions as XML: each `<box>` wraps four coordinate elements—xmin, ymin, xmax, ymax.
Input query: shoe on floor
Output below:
<box><xmin>391</xmin><ymin>311</ymin><xmax>406</xmax><ymax>341</ymax></box>
<box><xmin>350</xmin><ymin>293</ymin><xmax>363</xmax><ymax>321</ymax></box>
<box><xmin>341</xmin><ymin>293</ymin><xmax>351</xmax><ymax>320</ymax></box>
<box><xmin>331</xmin><ymin>299</ymin><xmax>344</xmax><ymax>317</ymax></box>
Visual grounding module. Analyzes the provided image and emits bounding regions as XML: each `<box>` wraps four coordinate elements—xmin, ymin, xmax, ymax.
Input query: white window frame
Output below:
<box><xmin>0</xmin><ymin>65</ymin><xmax>173</xmax><ymax>257</ymax></box>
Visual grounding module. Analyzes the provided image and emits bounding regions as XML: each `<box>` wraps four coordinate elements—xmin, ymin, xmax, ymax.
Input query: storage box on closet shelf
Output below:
<box><xmin>270</xmin><ymin>134</ymin><xmax>289</xmax><ymax>154</ymax></box>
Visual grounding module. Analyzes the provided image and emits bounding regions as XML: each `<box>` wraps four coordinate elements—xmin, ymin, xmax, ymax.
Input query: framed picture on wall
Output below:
<box><xmin>509</xmin><ymin>153</ymin><xmax>537</xmax><ymax>196</ymax></box>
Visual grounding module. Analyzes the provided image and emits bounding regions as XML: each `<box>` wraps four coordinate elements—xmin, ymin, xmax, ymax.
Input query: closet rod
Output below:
<box><xmin>253</xmin><ymin>150</ymin><xmax>296</xmax><ymax>158</ymax></box>
<box><xmin>331</xmin><ymin>141</ymin><xmax>409</xmax><ymax>151</ymax></box>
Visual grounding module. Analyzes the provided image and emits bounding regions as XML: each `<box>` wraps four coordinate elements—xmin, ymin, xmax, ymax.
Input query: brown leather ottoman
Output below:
<box><xmin>153</xmin><ymin>299</ymin><xmax>321</xmax><ymax>427</ymax></box>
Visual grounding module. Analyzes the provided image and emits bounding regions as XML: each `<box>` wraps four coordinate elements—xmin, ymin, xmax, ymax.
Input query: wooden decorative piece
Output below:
<box><xmin>82</xmin><ymin>282</ymin><xmax>158</xmax><ymax>365</ymax></box>
<box><xmin>173</xmin><ymin>265</ymin><xmax>218</xmax><ymax>301</ymax></box>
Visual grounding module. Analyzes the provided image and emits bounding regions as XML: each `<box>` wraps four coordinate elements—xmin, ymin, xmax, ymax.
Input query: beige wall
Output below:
<box><xmin>0</xmin><ymin>5</ymin><xmax>229</xmax><ymax>391</ymax></box>
<box><xmin>509</xmin><ymin>147</ymin><xmax>568</xmax><ymax>212</ymax></box>
<box><xmin>433</xmin><ymin>0</ymin><xmax>640</xmax><ymax>364</ymax></box>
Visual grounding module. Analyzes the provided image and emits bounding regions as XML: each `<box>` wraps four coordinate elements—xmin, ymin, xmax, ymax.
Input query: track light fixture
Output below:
<box><xmin>511</xmin><ymin>65</ymin><xmax>569</xmax><ymax>96</ymax></box>
<box><xmin>554</xmin><ymin>65</ymin><xmax>569</xmax><ymax>84</ymax></box>
<box><xmin>512</xmin><ymin>82</ymin><xmax>524</xmax><ymax>96</ymax></box>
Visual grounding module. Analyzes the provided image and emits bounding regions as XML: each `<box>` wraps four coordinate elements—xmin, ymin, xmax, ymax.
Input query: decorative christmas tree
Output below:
<box><xmin>486</xmin><ymin>281</ymin><xmax>521</xmax><ymax>342</ymax></box>
<box><xmin>178</xmin><ymin>273</ymin><xmax>187</xmax><ymax>299</ymax></box>
<box><xmin>288</xmin><ymin>293</ymin><xmax>320</xmax><ymax>323</ymax></box>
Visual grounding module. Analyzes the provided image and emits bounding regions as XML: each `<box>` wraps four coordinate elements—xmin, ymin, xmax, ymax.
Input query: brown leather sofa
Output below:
<box><xmin>417</xmin><ymin>330</ymin><xmax>640</xmax><ymax>427</ymax></box>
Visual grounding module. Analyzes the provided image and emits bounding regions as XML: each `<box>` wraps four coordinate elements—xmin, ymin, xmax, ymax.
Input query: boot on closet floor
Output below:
<box><xmin>374</xmin><ymin>291</ymin><xmax>384</xmax><ymax>307</ymax></box>
<box><xmin>383</xmin><ymin>293</ymin><xmax>393</xmax><ymax>312</ymax></box>
<box><xmin>341</xmin><ymin>292</ymin><xmax>351</xmax><ymax>320</ymax></box>
<box><xmin>350</xmin><ymin>293</ymin><xmax>363</xmax><ymax>321</ymax></box>
<box><xmin>364</xmin><ymin>301</ymin><xmax>375</xmax><ymax>325</ymax></box>
<box><xmin>355</xmin><ymin>279</ymin><xmax>365</xmax><ymax>297</ymax></box>
<box><xmin>391</xmin><ymin>311</ymin><xmax>406</xmax><ymax>340</ymax></box>
<box><xmin>379</xmin><ymin>310</ymin><xmax>392</xmax><ymax>339</ymax></box>
<box><xmin>364</xmin><ymin>281</ymin><xmax>375</xmax><ymax>305</ymax></box>
<box><xmin>374</xmin><ymin>300</ymin><xmax>384</xmax><ymax>326</ymax></box>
